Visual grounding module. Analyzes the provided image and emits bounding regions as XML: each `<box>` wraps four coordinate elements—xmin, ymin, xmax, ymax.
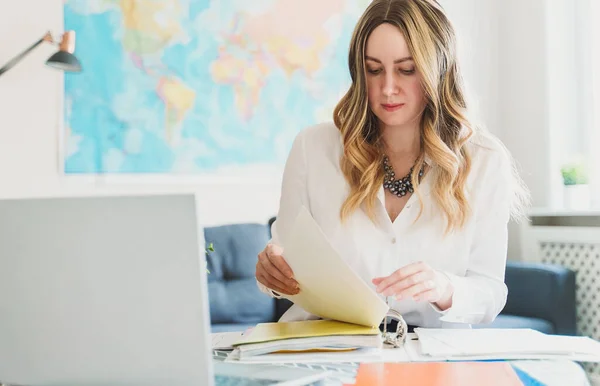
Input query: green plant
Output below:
<box><xmin>561</xmin><ymin>163</ymin><xmax>588</xmax><ymax>185</ymax></box>
<box><xmin>205</xmin><ymin>242</ymin><xmax>214</xmax><ymax>273</ymax></box>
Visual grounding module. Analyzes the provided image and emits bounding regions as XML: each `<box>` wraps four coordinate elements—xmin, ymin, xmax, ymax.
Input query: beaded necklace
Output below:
<box><xmin>382</xmin><ymin>155</ymin><xmax>424</xmax><ymax>197</ymax></box>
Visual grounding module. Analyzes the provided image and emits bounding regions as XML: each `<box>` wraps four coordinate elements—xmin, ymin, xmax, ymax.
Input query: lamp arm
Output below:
<box><xmin>0</xmin><ymin>32</ymin><xmax>53</xmax><ymax>77</ymax></box>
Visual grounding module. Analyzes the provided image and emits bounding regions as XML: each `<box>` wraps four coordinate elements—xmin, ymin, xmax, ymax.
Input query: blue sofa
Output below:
<box><xmin>205</xmin><ymin>222</ymin><xmax>292</xmax><ymax>333</ymax></box>
<box><xmin>475</xmin><ymin>260</ymin><xmax>577</xmax><ymax>335</ymax></box>
<box><xmin>205</xmin><ymin>221</ymin><xmax>577</xmax><ymax>335</ymax></box>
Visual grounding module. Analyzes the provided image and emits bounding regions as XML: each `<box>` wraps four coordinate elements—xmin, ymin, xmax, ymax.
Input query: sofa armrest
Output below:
<box><xmin>503</xmin><ymin>260</ymin><xmax>577</xmax><ymax>335</ymax></box>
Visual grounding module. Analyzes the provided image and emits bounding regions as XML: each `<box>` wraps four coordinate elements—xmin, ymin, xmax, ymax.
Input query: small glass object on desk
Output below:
<box><xmin>381</xmin><ymin>297</ymin><xmax>408</xmax><ymax>348</ymax></box>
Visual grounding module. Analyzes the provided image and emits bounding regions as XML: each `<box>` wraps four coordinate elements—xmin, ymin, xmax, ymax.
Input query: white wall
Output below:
<box><xmin>0</xmin><ymin>0</ymin><xmax>281</xmax><ymax>227</ymax></box>
<box><xmin>441</xmin><ymin>0</ymin><xmax>500</xmax><ymax>136</ymax></box>
<box><xmin>497</xmin><ymin>0</ymin><xmax>551</xmax><ymax>204</ymax></box>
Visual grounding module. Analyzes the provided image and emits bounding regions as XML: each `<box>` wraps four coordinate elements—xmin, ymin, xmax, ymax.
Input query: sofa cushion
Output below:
<box><xmin>204</xmin><ymin>223</ymin><xmax>275</xmax><ymax>325</ymax></box>
<box><xmin>208</xmin><ymin>278</ymin><xmax>275</xmax><ymax>325</ymax></box>
<box><xmin>474</xmin><ymin>314</ymin><xmax>555</xmax><ymax>334</ymax></box>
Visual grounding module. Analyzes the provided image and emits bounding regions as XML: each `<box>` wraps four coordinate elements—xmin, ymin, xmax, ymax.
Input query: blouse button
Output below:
<box><xmin>391</xmin><ymin>237</ymin><xmax>397</xmax><ymax>244</ymax></box>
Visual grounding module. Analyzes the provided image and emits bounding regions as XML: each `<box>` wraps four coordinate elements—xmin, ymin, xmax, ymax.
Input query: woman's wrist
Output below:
<box><xmin>433</xmin><ymin>281</ymin><xmax>454</xmax><ymax>311</ymax></box>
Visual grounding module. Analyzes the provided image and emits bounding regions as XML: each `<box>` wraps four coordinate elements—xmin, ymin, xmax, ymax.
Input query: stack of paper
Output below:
<box><xmin>409</xmin><ymin>328</ymin><xmax>600</xmax><ymax>362</ymax></box>
<box><xmin>228</xmin><ymin>320</ymin><xmax>382</xmax><ymax>361</ymax></box>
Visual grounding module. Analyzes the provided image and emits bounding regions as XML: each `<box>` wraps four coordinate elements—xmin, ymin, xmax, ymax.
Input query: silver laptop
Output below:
<box><xmin>0</xmin><ymin>194</ymin><xmax>329</xmax><ymax>386</ymax></box>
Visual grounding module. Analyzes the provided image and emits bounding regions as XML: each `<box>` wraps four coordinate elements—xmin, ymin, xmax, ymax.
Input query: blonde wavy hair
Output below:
<box><xmin>334</xmin><ymin>0</ymin><xmax>529</xmax><ymax>232</ymax></box>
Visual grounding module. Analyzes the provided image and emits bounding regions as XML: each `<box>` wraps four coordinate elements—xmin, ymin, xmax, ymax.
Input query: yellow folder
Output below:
<box><xmin>233</xmin><ymin>319</ymin><xmax>380</xmax><ymax>346</ymax></box>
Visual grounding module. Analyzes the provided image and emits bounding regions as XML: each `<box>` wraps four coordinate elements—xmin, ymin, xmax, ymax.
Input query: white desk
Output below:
<box><xmin>213</xmin><ymin>350</ymin><xmax>592</xmax><ymax>386</ymax></box>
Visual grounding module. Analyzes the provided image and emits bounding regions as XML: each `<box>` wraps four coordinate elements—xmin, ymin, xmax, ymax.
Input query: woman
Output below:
<box><xmin>255</xmin><ymin>0</ymin><xmax>529</xmax><ymax>329</ymax></box>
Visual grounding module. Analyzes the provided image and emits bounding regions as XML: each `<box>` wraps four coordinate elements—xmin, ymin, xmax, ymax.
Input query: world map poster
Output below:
<box><xmin>62</xmin><ymin>0</ymin><xmax>369</xmax><ymax>175</ymax></box>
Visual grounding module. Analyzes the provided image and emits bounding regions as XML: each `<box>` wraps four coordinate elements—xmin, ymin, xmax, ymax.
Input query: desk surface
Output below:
<box><xmin>213</xmin><ymin>350</ymin><xmax>591</xmax><ymax>386</ymax></box>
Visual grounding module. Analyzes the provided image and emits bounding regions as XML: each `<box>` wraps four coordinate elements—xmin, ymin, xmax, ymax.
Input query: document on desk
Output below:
<box><xmin>410</xmin><ymin>328</ymin><xmax>600</xmax><ymax>362</ymax></box>
<box><xmin>281</xmin><ymin>206</ymin><xmax>389</xmax><ymax>328</ymax></box>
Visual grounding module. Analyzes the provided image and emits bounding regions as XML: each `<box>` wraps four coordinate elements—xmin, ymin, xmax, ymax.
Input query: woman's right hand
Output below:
<box><xmin>256</xmin><ymin>243</ymin><xmax>300</xmax><ymax>296</ymax></box>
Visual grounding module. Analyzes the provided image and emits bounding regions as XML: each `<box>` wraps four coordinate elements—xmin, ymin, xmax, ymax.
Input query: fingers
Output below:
<box><xmin>393</xmin><ymin>277</ymin><xmax>436</xmax><ymax>300</ymax></box>
<box><xmin>375</xmin><ymin>261</ymin><xmax>429</xmax><ymax>295</ymax></box>
<box><xmin>381</xmin><ymin>271</ymin><xmax>433</xmax><ymax>297</ymax></box>
<box><xmin>256</xmin><ymin>271</ymin><xmax>296</xmax><ymax>295</ymax></box>
<box><xmin>403</xmin><ymin>271</ymin><xmax>453</xmax><ymax>303</ymax></box>
<box><xmin>258</xmin><ymin>252</ymin><xmax>298</xmax><ymax>290</ymax></box>
<box><xmin>412</xmin><ymin>288</ymin><xmax>438</xmax><ymax>302</ymax></box>
<box><xmin>255</xmin><ymin>244</ymin><xmax>299</xmax><ymax>296</ymax></box>
<box><xmin>266</xmin><ymin>244</ymin><xmax>294</xmax><ymax>278</ymax></box>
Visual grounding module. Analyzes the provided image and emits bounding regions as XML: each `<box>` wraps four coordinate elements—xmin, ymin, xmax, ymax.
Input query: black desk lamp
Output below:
<box><xmin>0</xmin><ymin>31</ymin><xmax>82</xmax><ymax>77</ymax></box>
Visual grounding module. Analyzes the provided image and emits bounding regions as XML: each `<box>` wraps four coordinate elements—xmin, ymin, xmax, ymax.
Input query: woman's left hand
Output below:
<box><xmin>372</xmin><ymin>261</ymin><xmax>454</xmax><ymax>310</ymax></box>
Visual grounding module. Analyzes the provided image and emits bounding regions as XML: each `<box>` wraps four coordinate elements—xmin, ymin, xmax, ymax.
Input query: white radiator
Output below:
<box><xmin>521</xmin><ymin>224</ymin><xmax>600</xmax><ymax>384</ymax></box>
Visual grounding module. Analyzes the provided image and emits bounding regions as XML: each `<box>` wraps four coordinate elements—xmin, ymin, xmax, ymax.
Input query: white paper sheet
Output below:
<box><xmin>281</xmin><ymin>206</ymin><xmax>389</xmax><ymax>328</ymax></box>
<box><xmin>411</xmin><ymin>328</ymin><xmax>600</xmax><ymax>362</ymax></box>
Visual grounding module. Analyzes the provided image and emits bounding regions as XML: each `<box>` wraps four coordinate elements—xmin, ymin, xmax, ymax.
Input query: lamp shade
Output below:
<box><xmin>46</xmin><ymin>51</ymin><xmax>82</xmax><ymax>72</ymax></box>
<box><xmin>46</xmin><ymin>31</ymin><xmax>82</xmax><ymax>72</ymax></box>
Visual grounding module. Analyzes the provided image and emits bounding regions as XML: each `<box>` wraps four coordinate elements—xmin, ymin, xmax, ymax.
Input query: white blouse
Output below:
<box><xmin>258</xmin><ymin>122</ymin><xmax>512</xmax><ymax>329</ymax></box>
